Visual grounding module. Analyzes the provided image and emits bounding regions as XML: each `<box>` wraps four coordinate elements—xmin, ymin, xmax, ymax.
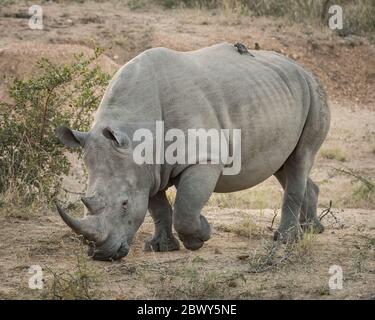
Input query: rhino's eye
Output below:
<box><xmin>122</xmin><ymin>200</ymin><xmax>128</xmax><ymax>212</ymax></box>
<box><xmin>110</xmin><ymin>141</ymin><xmax>131</xmax><ymax>157</ymax></box>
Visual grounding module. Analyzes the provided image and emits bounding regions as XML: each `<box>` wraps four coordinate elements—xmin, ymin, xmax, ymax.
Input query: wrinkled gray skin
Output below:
<box><xmin>55</xmin><ymin>43</ymin><xmax>330</xmax><ymax>261</ymax></box>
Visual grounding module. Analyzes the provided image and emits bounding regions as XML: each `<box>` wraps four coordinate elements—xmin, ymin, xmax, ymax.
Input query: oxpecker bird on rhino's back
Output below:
<box><xmin>55</xmin><ymin>43</ymin><xmax>330</xmax><ymax>260</ymax></box>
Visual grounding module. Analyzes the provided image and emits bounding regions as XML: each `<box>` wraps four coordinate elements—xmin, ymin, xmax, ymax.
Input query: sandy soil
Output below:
<box><xmin>0</xmin><ymin>207</ymin><xmax>374</xmax><ymax>299</ymax></box>
<box><xmin>0</xmin><ymin>1</ymin><xmax>374</xmax><ymax>299</ymax></box>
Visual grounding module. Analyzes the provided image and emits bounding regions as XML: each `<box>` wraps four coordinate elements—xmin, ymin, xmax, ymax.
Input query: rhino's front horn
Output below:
<box><xmin>55</xmin><ymin>202</ymin><xmax>105</xmax><ymax>243</ymax></box>
<box><xmin>81</xmin><ymin>196</ymin><xmax>104</xmax><ymax>214</ymax></box>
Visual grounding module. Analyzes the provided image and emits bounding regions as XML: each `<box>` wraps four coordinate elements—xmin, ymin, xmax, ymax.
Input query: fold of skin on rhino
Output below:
<box><xmin>55</xmin><ymin>42</ymin><xmax>328</xmax><ymax>260</ymax></box>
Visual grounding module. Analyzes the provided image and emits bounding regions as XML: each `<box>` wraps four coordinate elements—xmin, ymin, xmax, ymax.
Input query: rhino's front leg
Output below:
<box><xmin>173</xmin><ymin>165</ymin><xmax>222</xmax><ymax>250</ymax></box>
<box><xmin>144</xmin><ymin>191</ymin><xmax>180</xmax><ymax>252</ymax></box>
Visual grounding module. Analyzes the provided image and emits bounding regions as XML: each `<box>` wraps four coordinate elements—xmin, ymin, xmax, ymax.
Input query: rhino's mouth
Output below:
<box><xmin>88</xmin><ymin>241</ymin><xmax>129</xmax><ymax>261</ymax></box>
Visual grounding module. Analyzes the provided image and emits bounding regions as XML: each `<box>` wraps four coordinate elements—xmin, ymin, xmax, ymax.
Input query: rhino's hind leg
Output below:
<box><xmin>273</xmin><ymin>150</ymin><xmax>324</xmax><ymax>243</ymax></box>
<box><xmin>273</xmin><ymin>79</ymin><xmax>330</xmax><ymax>243</ymax></box>
<box><xmin>144</xmin><ymin>191</ymin><xmax>180</xmax><ymax>252</ymax></box>
<box><xmin>300</xmin><ymin>179</ymin><xmax>324</xmax><ymax>233</ymax></box>
<box><xmin>275</xmin><ymin>172</ymin><xmax>324</xmax><ymax>235</ymax></box>
<box><xmin>173</xmin><ymin>165</ymin><xmax>222</xmax><ymax>251</ymax></box>
<box><xmin>273</xmin><ymin>157</ymin><xmax>309</xmax><ymax>243</ymax></box>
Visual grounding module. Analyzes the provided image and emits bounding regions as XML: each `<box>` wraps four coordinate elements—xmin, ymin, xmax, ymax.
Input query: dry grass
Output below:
<box><xmin>349</xmin><ymin>236</ymin><xmax>375</xmax><ymax>277</ymax></box>
<box><xmin>42</xmin><ymin>244</ymin><xmax>102</xmax><ymax>300</ymax></box>
<box><xmin>156</xmin><ymin>0</ymin><xmax>375</xmax><ymax>34</ymax></box>
<box><xmin>341</xmin><ymin>0</ymin><xmax>375</xmax><ymax>34</ymax></box>
<box><xmin>208</xmin><ymin>188</ymin><xmax>282</xmax><ymax>209</ymax></box>
<box><xmin>150</xmin><ymin>259</ymin><xmax>246</xmax><ymax>299</ymax></box>
<box><xmin>166</xmin><ymin>185</ymin><xmax>282</xmax><ymax>210</ymax></box>
<box><xmin>351</xmin><ymin>183</ymin><xmax>375</xmax><ymax>208</ymax></box>
<box><xmin>215</xmin><ymin>214</ymin><xmax>267</xmax><ymax>239</ymax></box>
<box><xmin>248</xmin><ymin>232</ymin><xmax>317</xmax><ymax>273</ymax></box>
<box><xmin>0</xmin><ymin>184</ymin><xmax>48</xmax><ymax>219</ymax></box>
<box><xmin>320</xmin><ymin>148</ymin><xmax>347</xmax><ymax>162</ymax></box>
<box><xmin>331</xmin><ymin>168</ymin><xmax>375</xmax><ymax>209</ymax></box>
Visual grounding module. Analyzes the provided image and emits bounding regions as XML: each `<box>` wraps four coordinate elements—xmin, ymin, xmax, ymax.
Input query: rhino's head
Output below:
<box><xmin>55</xmin><ymin>124</ymin><xmax>153</xmax><ymax>261</ymax></box>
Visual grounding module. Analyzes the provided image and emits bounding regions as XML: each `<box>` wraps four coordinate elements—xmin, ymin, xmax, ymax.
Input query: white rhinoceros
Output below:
<box><xmin>55</xmin><ymin>43</ymin><xmax>330</xmax><ymax>260</ymax></box>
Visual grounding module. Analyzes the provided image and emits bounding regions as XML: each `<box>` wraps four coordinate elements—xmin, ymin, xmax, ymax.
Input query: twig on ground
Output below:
<box><xmin>269</xmin><ymin>209</ymin><xmax>279</xmax><ymax>231</ymax></box>
<box><xmin>319</xmin><ymin>200</ymin><xmax>333</xmax><ymax>221</ymax></box>
<box><xmin>319</xmin><ymin>200</ymin><xmax>345</xmax><ymax>229</ymax></box>
<box><xmin>331</xmin><ymin>167</ymin><xmax>374</xmax><ymax>191</ymax></box>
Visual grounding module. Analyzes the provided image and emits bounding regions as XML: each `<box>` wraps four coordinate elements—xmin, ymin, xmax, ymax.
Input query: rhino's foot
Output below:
<box><xmin>144</xmin><ymin>230</ymin><xmax>180</xmax><ymax>252</ymax></box>
<box><xmin>301</xmin><ymin>218</ymin><xmax>324</xmax><ymax>234</ymax></box>
<box><xmin>273</xmin><ymin>224</ymin><xmax>303</xmax><ymax>243</ymax></box>
<box><xmin>178</xmin><ymin>215</ymin><xmax>211</xmax><ymax>251</ymax></box>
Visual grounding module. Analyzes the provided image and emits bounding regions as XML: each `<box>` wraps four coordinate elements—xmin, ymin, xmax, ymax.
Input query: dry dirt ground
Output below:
<box><xmin>0</xmin><ymin>1</ymin><xmax>374</xmax><ymax>299</ymax></box>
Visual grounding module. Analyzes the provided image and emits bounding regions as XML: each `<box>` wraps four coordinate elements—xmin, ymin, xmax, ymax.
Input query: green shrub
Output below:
<box><xmin>0</xmin><ymin>48</ymin><xmax>111</xmax><ymax>205</ymax></box>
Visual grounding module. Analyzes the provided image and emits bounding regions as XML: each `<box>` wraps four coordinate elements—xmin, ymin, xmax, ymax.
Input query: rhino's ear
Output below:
<box><xmin>55</xmin><ymin>126</ymin><xmax>88</xmax><ymax>148</ymax></box>
<box><xmin>102</xmin><ymin>127</ymin><xmax>130</xmax><ymax>148</ymax></box>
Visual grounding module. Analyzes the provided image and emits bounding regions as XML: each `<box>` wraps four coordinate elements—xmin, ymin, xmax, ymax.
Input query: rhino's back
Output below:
<box><xmin>145</xmin><ymin>42</ymin><xmax>310</xmax><ymax>129</ymax></box>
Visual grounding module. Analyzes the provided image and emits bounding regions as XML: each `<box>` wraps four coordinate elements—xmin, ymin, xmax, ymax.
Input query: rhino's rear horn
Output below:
<box><xmin>55</xmin><ymin>201</ymin><xmax>105</xmax><ymax>243</ymax></box>
<box><xmin>81</xmin><ymin>196</ymin><xmax>104</xmax><ymax>214</ymax></box>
